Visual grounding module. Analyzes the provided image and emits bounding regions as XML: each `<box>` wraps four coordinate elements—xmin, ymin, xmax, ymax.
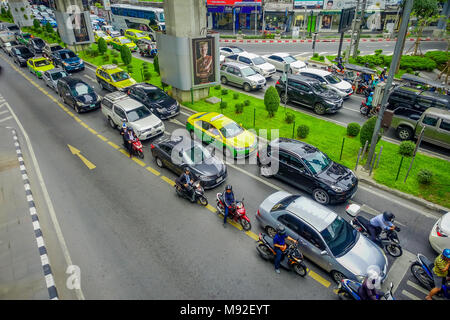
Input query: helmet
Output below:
<box><xmin>184</xmin><ymin>167</ymin><xmax>190</xmax><ymax>173</ymax></box>
<box><xmin>384</xmin><ymin>66</ymin><xmax>387</xmax><ymax>70</ymax></box>
<box><xmin>122</xmin><ymin>123</ymin><xmax>127</xmax><ymax>130</ymax></box>
<box><xmin>443</xmin><ymin>249</ymin><xmax>450</xmax><ymax>259</ymax></box>
<box><xmin>277</xmin><ymin>225</ymin><xmax>286</xmax><ymax>236</ymax></box>
<box><xmin>383</xmin><ymin>211</ymin><xmax>395</xmax><ymax>222</ymax></box>
<box><xmin>370</xmin><ymin>92</ymin><xmax>374</xmax><ymax>96</ymax></box>
<box><xmin>225</xmin><ymin>185</ymin><xmax>232</xmax><ymax>191</ymax></box>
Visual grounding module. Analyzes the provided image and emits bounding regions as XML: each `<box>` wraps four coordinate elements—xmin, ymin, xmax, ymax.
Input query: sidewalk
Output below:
<box><xmin>0</xmin><ymin>126</ymin><xmax>48</xmax><ymax>299</ymax></box>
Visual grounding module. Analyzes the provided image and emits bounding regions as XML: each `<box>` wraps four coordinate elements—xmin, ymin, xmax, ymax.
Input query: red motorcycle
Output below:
<box><xmin>216</xmin><ymin>193</ymin><xmax>251</xmax><ymax>231</ymax></box>
<box><xmin>127</xmin><ymin>138</ymin><xmax>144</xmax><ymax>159</ymax></box>
<box><xmin>360</xmin><ymin>100</ymin><xmax>379</xmax><ymax>117</ymax></box>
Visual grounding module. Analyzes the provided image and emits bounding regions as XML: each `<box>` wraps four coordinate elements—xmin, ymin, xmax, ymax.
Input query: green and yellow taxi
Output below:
<box><xmin>95</xmin><ymin>64</ymin><xmax>137</xmax><ymax>92</ymax></box>
<box><xmin>186</xmin><ymin>112</ymin><xmax>257</xmax><ymax>158</ymax></box>
<box><xmin>27</xmin><ymin>57</ymin><xmax>55</xmax><ymax>78</ymax></box>
<box><xmin>94</xmin><ymin>30</ymin><xmax>112</xmax><ymax>44</ymax></box>
<box><xmin>124</xmin><ymin>29</ymin><xmax>152</xmax><ymax>43</ymax></box>
<box><xmin>109</xmin><ymin>36</ymin><xmax>137</xmax><ymax>52</ymax></box>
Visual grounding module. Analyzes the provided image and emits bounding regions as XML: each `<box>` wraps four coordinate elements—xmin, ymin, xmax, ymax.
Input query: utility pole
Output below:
<box><xmin>346</xmin><ymin>0</ymin><xmax>361</xmax><ymax>63</ymax></box>
<box><xmin>303</xmin><ymin>5</ymin><xmax>307</xmax><ymax>39</ymax></box>
<box><xmin>364</xmin><ymin>0</ymin><xmax>414</xmax><ymax>170</ymax></box>
<box><xmin>352</xmin><ymin>0</ymin><xmax>367</xmax><ymax>59</ymax></box>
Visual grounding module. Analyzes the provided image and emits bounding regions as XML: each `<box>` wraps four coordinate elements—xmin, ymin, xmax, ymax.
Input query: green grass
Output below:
<box><xmin>185</xmin><ymin>86</ymin><xmax>450</xmax><ymax>208</ymax></box>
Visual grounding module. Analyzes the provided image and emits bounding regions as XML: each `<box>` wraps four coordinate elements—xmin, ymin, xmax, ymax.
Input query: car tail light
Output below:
<box><xmin>276</xmin><ymin>80</ymin><xmax>280</xmax><ymax>85</ymax></box>
<box><xmin>257</xmin><ymin>209</ymin><xmax>261</xmax><ymax>217</ymax></box>
<box><xmin>436</xmin><ymin>224</ymin><xmax>448</xmax><ymax>237</ymax></box>
<box><xmin>150</xmin><ymin>144</ymin><xmax>155</xmax><ymax>149</ymax></box>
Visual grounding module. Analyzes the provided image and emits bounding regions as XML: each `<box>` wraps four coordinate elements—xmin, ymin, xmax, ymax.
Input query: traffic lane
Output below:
<box><xmin>2</xmin><ymin>56</ymin><xmax>337</xmax><ymax>299</ymax></box>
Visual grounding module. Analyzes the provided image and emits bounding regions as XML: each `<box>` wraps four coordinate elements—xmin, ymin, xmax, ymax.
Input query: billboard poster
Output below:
<box><xmin>207</xmin><ymin>0</ymin><xmax>261</xmax><ymax>5</ymax></box>
<box><xmin>321</xmin><ymin>14</ymin><xmax>332</xmax><ymax>29</ymax></box>
<box><xmin>294</xmin><ymin>0</ymin><xmax>323</xmax><ymax>8</ymax></box>
<box><xmin>324</xmin><ymin>0</ymin><xmax>385</xmax><ymax>10</ymax></box>
<box><xmin>192</xmin><ymin>37</ymin><xmax>216</xmax><ymax>87</ymax></box>
<box><xmin>70</xmin><ymin>13</ymin><xmax>90</xmax><ymax>43</ymax></box>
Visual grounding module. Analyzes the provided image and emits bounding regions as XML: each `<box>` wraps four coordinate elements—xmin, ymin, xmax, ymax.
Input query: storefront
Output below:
<box><xmin>207</xmin><ymin>0</ymin><xmax>262</xmax><ymax>31</ymax></box>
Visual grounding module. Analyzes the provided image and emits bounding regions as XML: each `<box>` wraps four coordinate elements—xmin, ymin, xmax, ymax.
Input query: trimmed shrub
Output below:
<box><xmin>417</xmin><ymin>169</ymin><xmax>433</xmax><ymax>185</ymax></box>
<box><xmin>219</xmin><ymin>101</ymin><xmax>227</xmax><ymax>110</ymax></box>
<box><xmin>98</xmin><ymin>38</ymin><xmax>107</xmax><ymax>55</ymax></box>
<box><xmin>264</xmin><ymin>86</ymin><xmax>280</xmax><ymax>118</ymax></box>
<box><xmin>45</xmin><ymin>22</ymin><xmax>53</xmax><ymax>33</ymax></box>
<box><xmin>153</xmin><ymin>55</ymin><xmax>160</xmax><ymax>75</ymax></box>
<box><xmin>221</xmin><ymin>89</ymin><xmax>228</xmax><ymax>95</ymax></box>
<box><xmin>374</xmin><ymin>49</ymin><xmax>383</xmax><ymax>55</ymax></box>
<box><xmin>1</xmin><ymin>8</ymin><xmax>6</xmax><ymax>16</ymax></box>
<box><xmin>360</xmin><ymin>116</ymin><xmax>383</xmax><ymax>147</ymax></box>
<box><xmin>347</xmin><ymin>122</ymin><xmax>361</xmax><ymax>137</ymax></box>
<box><xmin>398</xmin><ymin>141</ymin><xmax>416</xmax><ymax>157</ymax></box>
<box><xmin>235</xmin><ymin>103</ymin><xmax>244</xmax><ymax>114</ymax></box>
<box><xmin>319</xmin><ymin>56</ymin><xmax>324</xmax><ymax>61</ymax></box>
<box><xmin>233</xmin><ymin>92</ymin><xmax>239</xmax><ymax>100</ymax></box>
<box><xmin>285</xmin><ymin>112</ymin><xmax>295</xmax><ymax>124</ymax></box>
<box><xmin>120</xmin><ymin>45</ymin><xmax>132</xmax><ymax>66</ymax></box>
<box><xmin>214</xmin><ymin>84</ymin><xmax>221</xmax><ymax>90</ymax></box>
<box><xmin>112</xmin><ymin>58</ymin><xmax>118</xmax><ymax>65</ymax></box>
<box><xmin>243</xmin><ymin>100</ymin><xmax>251</xmax><ymax>106</ymax></box>
<box><xmin>297</xmin><ymin>125</ymin><xmax>310</xmax><ymax>139</ymax></box>
<box><xmin>313</xmin><ymin>52</ymin><xmax>319</xmax><ymax>58</ymax></box>
<box><xmin>143</xmin><ymin>71</ymin><xmax>152</xmax><ymax>81</ymax></box>
<box><xmin>102</xmin><ymin>54</ymin><xmax>110</xmax><ymax>62</ymax></box>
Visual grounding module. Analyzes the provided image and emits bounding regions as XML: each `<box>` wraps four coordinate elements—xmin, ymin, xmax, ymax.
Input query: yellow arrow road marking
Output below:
<box><xmin>68</xmin><ymin>144</ymin><xmax>96</xmax><ymax>170</ymax></box>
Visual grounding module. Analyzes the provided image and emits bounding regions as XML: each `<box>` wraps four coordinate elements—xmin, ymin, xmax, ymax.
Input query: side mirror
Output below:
<box><xmin>320</xmin><ymin>250</ymin><xmax>328</xmax><ymax>256</ymax></box>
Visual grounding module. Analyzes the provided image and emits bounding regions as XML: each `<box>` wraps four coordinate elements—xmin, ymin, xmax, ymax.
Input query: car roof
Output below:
<box><xmin>131</xmin><ymin>83</ymin><xmax>160</xmax><ymax>91</ymax></box>
<box><xmin>285</xmin><ymin>74</ymin><xmax>320</xmax><ymax>84</ymax></box>
<box><xmin>270</xmin><ymin>137</ymin><xmax>320</xmax><ymax>156</ymax></box>
<box><xmin>126</xmin><ymin>29</ymin><xmax>144</xmax><ymax>33</ymax></box>
<box><xmin>30</xmin><ymin>57</ymin><xmax>48</xmax><ymax>62</ymax></box>
<box><xmin>300</xmin><ymin>68</ymin><xmax>331</xmax><ymax>77</ymax></box>
<box><xmin>46</xmin><ymin>67</ymin><xmax>65</xmax><ymax>74</ymax></box>
<box><xmin>99</xmin><ymin>64</ymin><xmax>123</xmax><ymax>74</ymax></box>
<box><xmin>237</xmin><ymin>52</ymin><xmax>259</xmax><ymax>59</ymax></box>
<box><xmin>222</xmin><ymin>61</ymin><xmax>251</xmax><ymax>70</ymax></box>
<box><xmin>393</xmin><ymin>85</ymin><xmax>422</xmax><ymax>95</ymax></box>
<box><xmin>59</xmin><ymin>76</ymin><xmax>87</xmax><ymax>86</ymax></box>
<box><xmin>285</xmin><ymin>196</ymin><xmax>338</xmax><ymax>232</ymax></box>
<box><xmin>272</xmin><ymin>52</ymin><xmax>290</xmax><ymax>57</ymax></box>
<box><xmin>421</xmin><ymin>91</ymin><xmax>450</xmax><ymax>103</ymax></box>
<box><xmin>48</xmin><ymin>43</ymin><xmax>62</xmax><ymax>47</ymax></box>
<box><xmin>424</xmin><ymin>107</ymin><xmax>450</xmax><ymax>120</ymax></box>
<box><xmin>158</xmin><ymin>136</ymin><xmax>201</xmax><ymax>150</ymax></box>
<box><xmin>193</xmin><ymin>112</ymin><xmax>233</xmax><ymax>127</ymax></box>
<box><xmin>115</xmin><ymin>98</ymin><xmax>144</xmax><ymax>111</ymax></box>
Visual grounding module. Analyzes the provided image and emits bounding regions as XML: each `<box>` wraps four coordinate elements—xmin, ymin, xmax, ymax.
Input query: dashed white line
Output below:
<box><xmin>406</xmin><ymin>280</ymin><xmax>431</xmax><ymax>295</ymax></box>
<box><xmin>402</xmin><ymin>290</ymin><xmax>421</xmax><ymax>300</ymax></box>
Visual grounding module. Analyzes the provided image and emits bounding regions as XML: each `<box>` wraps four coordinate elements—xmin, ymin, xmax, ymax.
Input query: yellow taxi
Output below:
<box><xmin>94</xmin><ymin>30</ymin><xmax>112</xmax><ymax>43</ymax></box>
<box><xmin>186</xmin><ymin>112</ymin><xmax>257</xmax><ymax>158</ymax></box>
<box><xmin>124</xmin><ymin>29</ymin><xmax>152</xmax><ymax>43</ymax></box>
<box><xmin>109</xmin><ymin>36</ymin><xmax>138</xmax><ymax>52</ymax></box>
<box><xmin>27</xmin><ymin>57</ymin><xmax>55</xmax><ymax>79</ymax></box>
<box><xmin>95</xmin><ymin>64</ymin><xmax>137</xmax><ymax>92</ymax></box>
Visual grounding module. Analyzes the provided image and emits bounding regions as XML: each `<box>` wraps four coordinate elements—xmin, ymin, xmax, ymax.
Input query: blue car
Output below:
<box><xmin>40</xmin><ymin>18</ymin><xmax>57</xmax><ymax>28</ymax></box>
<box><xmin>50</xmin><ymin>49</ymin><xmax>84</xmax><ymax>72</ymax></box>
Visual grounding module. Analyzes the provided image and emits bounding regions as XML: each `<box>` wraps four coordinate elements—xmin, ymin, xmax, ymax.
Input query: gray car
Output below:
<box><xmin>256</xmin><ymin>191</ymin><xmax>388</xmax><ymax>283</ymax></box>
<box><xmin>42</xmin><ymin>68</ymin><xmax>69</xmax><ymax>92</ymax></box>
<box><xmin>220</xmin><ymin>61</ymin><xmax>266</xmax><ymax>92</ymax></box>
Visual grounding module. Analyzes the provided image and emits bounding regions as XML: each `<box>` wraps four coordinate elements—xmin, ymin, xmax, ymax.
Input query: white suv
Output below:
<box><xmin>101</xmin><ymin>92</ymin><xmax>165</xmax><ymax>140</ymax></box>
<box><xmin>225</xmin><ymin>52</ymin><xmax>276</xmax><ymax>79</ymax></box>
<box><xmin>298</xmin><ymin>68</ymin><xmax>353</xmax><ymax>99</ymax></box>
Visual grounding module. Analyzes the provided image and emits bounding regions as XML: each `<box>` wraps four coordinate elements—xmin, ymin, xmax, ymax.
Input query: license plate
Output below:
<box><xmin>170</xmin><ymin>110</ymin><xmax>175</xmax><ymax>114</ymax></box>
<box><xmin>216</xmin><ymin>176</ymin><xmax>223</xmax><ymax>183</ymax></box>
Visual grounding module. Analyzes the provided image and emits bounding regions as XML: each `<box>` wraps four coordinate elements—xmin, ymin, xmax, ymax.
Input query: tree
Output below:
<box><xmin>45</xmin><ymin>22</ymin><xmax>53</xmax><ymax>33</ymax></box>
<box><xmin>411</xmin><ymin>0</ymin><xmax>440</xmax><ymax>55</ymax></box>
<box><xmin>33</xmin><ymin>18</ymin><xmax>40</xmax><ymax>30</ymax></box>
<box><xmin>153</xmin><ymin>54</ymin><xmax>160</xmax><ymax>75</ymax></box>
<box><xmin>360</xmin><ymin>116</ymin><xmax>383</xmax><ymax>148</ymax></box>
<box><xmin>98</xmin><ymin>38</ymin><xmax>107</xmax><ymax>55</ymax></box>
<box><xmin>1</xmin><ymin>7</ymin><xmax>6</xmax><ymax>16</ymax></box>
<box><xmin>120</xmin><ymin>45</ymin><xmax>132</xmax><ymax>66</ymax></box>
<box><xmin>264</xmin><ymin>86</ymin><xmax>280</xmax><ymax>118</ymax></box>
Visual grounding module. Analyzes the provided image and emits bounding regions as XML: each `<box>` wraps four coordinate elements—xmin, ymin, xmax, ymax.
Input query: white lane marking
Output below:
<box><xmin>406</xmin><ymin>280</ymin><xmax>430</xmax><ymax>295</ymax></box>
<box><xmin>168</xmin><ymin>118</ymin><xmax>184</xmax><ymax>126</ymax></box>
<box><xmin>0</xmin><ymin>115</ymin><xmax>12</xmax><ymax>122</ymax></box>
<box><xmin>297</xmin><ymin>52</ymin><xmax>312</xmax><ymax>56</ymax></box>
<box><xmin>227</xmin><ymin>162</ymin><xmax>283</xmax><ymax>191</ymax></box>
<box><xmin>402</xmin><ymin>290</ymin><xmax>421</xmax><ymax>300</ymax></box>
<box><xmin>0</xmin><ymin>110</ymin><xmax>9</xmax><ymax>115</ymax></box>
<box><xmin>3</xmin><ymin>101</ymin><xmax>85</xmax><ymax>300</ymax></box>
<box><xmin>83</xmin><ymin>74</ymin><xmax>96</xmax><ymax>82</ymax></box>
<box><xmin>385</xmin><ymin>250</ymin><xmax>416</xmax><ymax>294</ymax></box>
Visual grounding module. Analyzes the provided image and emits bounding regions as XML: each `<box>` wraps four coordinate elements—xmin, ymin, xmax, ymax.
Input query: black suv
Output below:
<box><xmin>275</xmin><ymin>75</ymin><xmax>343</xmax><ymax>115</ymax></box>
<box><xmin>10</xmin><ymin>45</ymin><xmax>35</xmax><ymax>67</ymax></box>
<box><xmin>387</xmin><ymin>86</ymin><xmax>450</xmax><ymax>114</ymax></box>
<box><xmin>27</xmin><ymin>37</ymin><xmax>46</xmax><ymax>55</ymax></box>
<box><xmin>257</xmin><ymin>138</ymin><xmax>358</xmax><ymax>205</ymax></box>
<box><xmin>57</xmin><ymin>77</ymin><xmax>100</xmax><ymax>113</ymax></box>
<box><xmin>127</xmin><ymin>83</ymin><xmax>180</xmax><ymax>120</ymax></box>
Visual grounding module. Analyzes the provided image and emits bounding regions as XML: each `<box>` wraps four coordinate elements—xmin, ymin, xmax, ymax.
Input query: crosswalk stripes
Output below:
<box><xmin>401</xmin><ymin>289</ymin><xmax>421</xmax><ymax>300</ymax></box>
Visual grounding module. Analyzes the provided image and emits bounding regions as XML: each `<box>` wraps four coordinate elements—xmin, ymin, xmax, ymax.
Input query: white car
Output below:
<box><xmin>263</xmin><ymin>52</ymin><xmax>306</xmax><ymax>74</ymax></box>
<box><xmin>219</xmin><ymin>45</ymin><xmax>246</xmax><ymax>57</ymax></box>
<box><xmin>429</xmin><ymin>212</ymin><xmax>450</xmax><ymax>254</ymax></box>
<box><xmin>298</xmin><ymin>68</ymin><xmax>353</xmax><ymax>99</ymax></box>
<box><xmin>224</xmin><ymin>52</ymin><xmax>276</xmax><ymax>79</ymax></box>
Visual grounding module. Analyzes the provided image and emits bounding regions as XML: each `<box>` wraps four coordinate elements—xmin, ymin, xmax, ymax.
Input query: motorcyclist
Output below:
<box><xmin>367</xmin><ymin>211</ymin><xmax>396</xmax><ymax>245</ymax></box>
<box><xmin>273</xmin><ymin>225</ymin><xmax>297</xmax><ymax>274</ymax></box>
<box><xmin>365</xmin><ymin>91</ymin><xmax>374</xmax><ymax>113</ymax></box>
<box><xmin>336</xmin><ymin>56</ymin><xmax>344</xmax><ymax>72</ymax></box>
<box><xmin>177</xmin><ymin>167</ymin><xmax>196</xmax><ymax>202</ymax></box>
<box><xmin>124</xmin><ymin>127</ymin><xmax>136</xmax><ymax>158</ymax></box>
<box><xmin>380</xmin><ymin>67</ymin><xmax>387</xmax><ymax>81</ymax></box>
<box><xmin>425</xmin><ymin>249</ymin><xmax>450</xmax><ymax>300</ymax></box>
<box><xmin>371</xmin><ymin>76</ymin><xmax>379</xmax><ymax>89</ymax></box>
<box><xmin>223</xmin><ymin>185</ymin><xmax>235</xmax><ymax>228</ymax></box>
<box><xmin>358</xmin><ymin>275</ymin><xmax>382</xmax><ymax>300</ymax></box>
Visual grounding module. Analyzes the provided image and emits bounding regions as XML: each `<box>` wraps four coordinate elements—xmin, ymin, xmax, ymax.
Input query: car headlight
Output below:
<box><xmin>331</xmin><ymin>185</ymin><xmax>343</xmax><ymax>193</ymax></box>
<box><xmin>76</xmin><ymin>101</ymin><xmax>84</xmax><ymax>106</ymax></box>
<box><xmin>79</xmin><ymin>59</ymin><xmax>83</xmax><ymax>64</ymax></box>
<box><xmin>324</xmin><ymin>100</ymin><xmax>337</xmax><ymax>106</ymax></box>
<box><xmin>156</xmin><ymin>108</ymin><xmax>165</xmax><ymax>113</ymax></box>
<box><xmin>63</xmin><ymin>62</ymin><xmax>69</xmax><ymax>66</ymax></box>
<box><xmin>198</xmin><ymin>174</ymin><xmax>212</xmax><ymax>180</ymax></box>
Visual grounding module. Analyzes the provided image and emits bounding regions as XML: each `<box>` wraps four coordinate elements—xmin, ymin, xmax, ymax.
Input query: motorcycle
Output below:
<box><xmin>216</xmin><ymin>193</ymin><xmax>251</xmax><ymax>231</ymax></box>
<box><xmin>337</xmin><ymin>278</ymin><xmax>395</xmax><ymax>300</ymax></box>
<box><xmin>346</xmin><ymin>204</ymin><xmax>402</xmax><ymax>257</ymax></box>
<box><xmin>256</xmin><ymin>233</ymin><xmax>307</xmax><ymax>277</ymax></box>
<box><xmin>410</xmin><ymin>253</ymin><xmax>450</xmax><ymax>299</ymax></box>
<box><xmin>360</xmin><ymin>100</ymin><xmax>379</xmax><ymax>117</ymax></box>
<box><xmin>130</xmin><ymin>139</ymin><xmax>144</xmax><ymax>159</ymax></box>
<box><xmin>174</xmin><ymin>180</ymin><xmax>208</xmax><ymax>206</ymax></box>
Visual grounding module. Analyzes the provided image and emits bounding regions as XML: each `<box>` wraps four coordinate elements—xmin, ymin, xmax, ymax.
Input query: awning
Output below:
<box><xmin>401</xmin><ymin>73</ymin><xmax>449</xmax><ymax>89</ymax></box>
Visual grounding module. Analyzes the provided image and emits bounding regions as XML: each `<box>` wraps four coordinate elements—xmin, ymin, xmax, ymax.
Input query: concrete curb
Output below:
<box><xmin>219</xmin><ymin>38</ymin><xmax>446</xmax><ymax>44</ymax></box>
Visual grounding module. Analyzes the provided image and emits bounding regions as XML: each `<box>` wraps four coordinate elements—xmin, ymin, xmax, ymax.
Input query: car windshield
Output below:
<box><xmin>325</xmin><ymin>74</ymin><xmax>341</xmax><ymax>84</ymax></box>
<box><xmin>311</xmin><ymin>83</ymin><xmax>328</xmax><ymax>94</ymax></box>
<box><xmin>16</xmin><ymin>47</ymin><xmax>31</xmax><ymax>54</ymax></box>
<box><xmin>111</xmin><ymin>71</ymin><xmax>130</xmax><ymax>82</ymax></box>
<box><xmin>284</xmin><ymin>56</ymin><xmax>297</xmax><ymax>63</ymax></box>
<box><xmin>182</xmin><ymin>145</ymin><xmax>212</xmax><ymax>164</ymax></box>
<box><xmin>120</xmin><ymin>38</ymin><xmax>132</xmax><ymax>44</ymax></box>
<box><xmin>159</xmin><ymin>13</ymin><xmax>165</xmax><ymax>22</ymax></box>
<box><xmin>241</xmin><ymin>67</ymin><xmax>257</xmax><ymax>77</ymax></box>
<box><xmin>135</xmin><ymin>32</ymin><xmax>146</xmax><ymax>38</ymax></box>
<box><xmin>71</xmin><ymin>83</ymin><xmax>93</xmax><ymax>96</ymax></box>
<box><xmin>219</xmin><ymin>122</ymin><xmax>244</xmax><ymax>138</ymax></box>
<box><xmin>51</xmin><ymin>71</ymin><xmax>67</xmax><ymax>80</ymax></box>
<box><xmin>59</xmin><ymin>51</ymin><xmax>77</xmax><ymax>59</ymax></box>
<box><xmin>302</xmin><ymin>150</ymin><xmax>331</xmax><ymax>174</ymax></box>
<box><xmin>127</xmin><ymin>106</ymin><xmax>151</xmax><ymax>122</ymax></box>
<box><xmin>35</xmin><ymin>59</ymin><xmax>50</xmax><ymax>67</ymax></box>
<box><xmin>231</xmin><ymin>47</ymin><xmax>244</xmax><ymax>53</ymax></box>
<box><xmin>145</xmin><ymin>89</ymin><xmax>166</xmax><ymax>101</ymax></box>
<box><xmin>8</xmin><ymin>25</ymin><xmax>19</xmax><ymax>31</ymax></box>
<box><xmin>51</xmin><ymin>45</ymin><xmax>63</xmax><ymax>51</ymax></box>
<box><xmin>252</xmin><ymin>57</ymin><xmax>266</xmax><ymax>65</ymax></box>
<box><xmin>320</xmin><ymin>216</ymin><xmax>358</xmax><ymax>257</ymax></box>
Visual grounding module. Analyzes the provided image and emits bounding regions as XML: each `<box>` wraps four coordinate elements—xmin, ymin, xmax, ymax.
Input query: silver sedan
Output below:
<box><xmin>42</xmin><ymin>68</ymin><xmax>68</xmax><ymax>92</ymax></box>
<box><xmin>255</xmin><ymin>191</ymin><xmax>388</xmax><ymax>284</ymax></box>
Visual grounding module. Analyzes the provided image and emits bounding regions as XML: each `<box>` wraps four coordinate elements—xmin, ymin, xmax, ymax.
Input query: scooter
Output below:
<box><xmin>346</xmin><ymin>204</ymin><xmax>403</xmax><ymax>257</ymax></box>
<box><xmin>410</xmin><ymin>253</ymin><xmax>450</xmax><ymax>299</ymax></box>
<box><xmin>360</xmin><ymin>100</ymin><xmax>379</xmax><ymax>117</ymax></box>
<box><xmin>131</xmin><ymin>139</ymin><xmax>144</xmax><ymax>159</ymax></box>
<box><xmin>216</xmin><ymin>193</ymin><xmax>251</xmax><ymax>231</ymax></box>
<box><xmin>174</xmin><ymin>180</ymin><xmax>208</xmax><ymax>206</ymax></box>
<box><xmin>256</xmin><ymin>233</ymin><xmax>307</xmax><ymax>277</ymax></box>
<box><xmin>337</xmin><ymin>278</ymin><xmax>395</xmax><ymax>300</ymax></box>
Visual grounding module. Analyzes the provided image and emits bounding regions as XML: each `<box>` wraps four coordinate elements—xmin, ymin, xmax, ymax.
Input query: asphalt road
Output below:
<box><xmin>0</xmin><ymin>49</ymin><xmax>446</xmax><ymax>300</ymax></box>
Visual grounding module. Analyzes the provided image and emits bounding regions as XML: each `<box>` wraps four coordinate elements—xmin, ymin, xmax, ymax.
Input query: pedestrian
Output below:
<box><xmin>425</xmin><ymin>249</ymin><xmax>450</xmax><ymax>300</ymax></box>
